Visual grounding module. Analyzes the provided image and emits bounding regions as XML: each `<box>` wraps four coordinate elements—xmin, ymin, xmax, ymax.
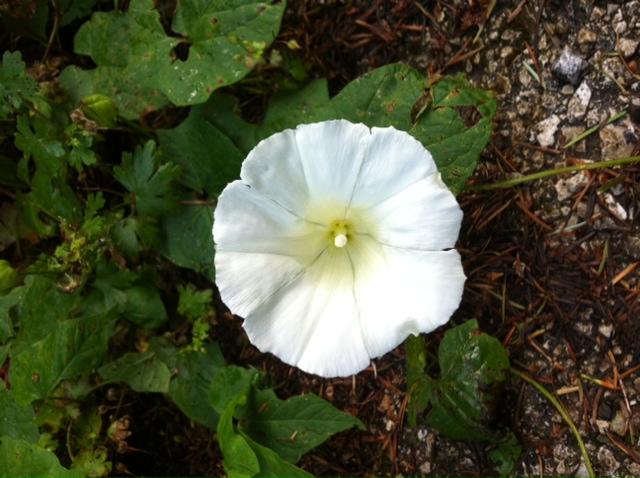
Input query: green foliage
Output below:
<box><xmin>0</xmin><ymin>436</ymin><xmax>81</xmax><ymax>478</ymax></box>
<box><xmin>0</xmin><ymin>51</ymin><xmax>38</xmax><ymax>118</ymax></box>
<box><xmin>407</xmin><ymin>320</ymin><xmax>510</xmax><ymax>440</ymax></box>
<box><xmin>114</xmin><ymin>141</ymin><xmax>182</xmax><ymax>218</ymax></box>
<box><xmin>1</xmin><ymin>0</ymin><xmax>501</xmax><ymax>475</ymax></box>
<box><xmin>212</xmin><ymin>367</ymin><xmax>361</xmax><ymax>477</ymax></box>
<box><xmin>406</xmin><ymin>320</ymin><xmax>518</xmax><ymax>474</ymax></box>
<box><xmin>60</xmin><ymin>0</ymin><xmax>286</xmax><ymax>118</ymax></box>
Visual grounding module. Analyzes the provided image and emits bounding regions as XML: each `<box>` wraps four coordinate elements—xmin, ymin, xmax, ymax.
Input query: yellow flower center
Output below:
<box><xmin>329</xmin><ymin>219</ymin><xmax>349</xmax><ymax>248</ymax></box>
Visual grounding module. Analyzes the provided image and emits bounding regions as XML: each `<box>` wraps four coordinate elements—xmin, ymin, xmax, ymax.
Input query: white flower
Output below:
<box><xmin>213</xmin><ymin>120</ymin><xmax>465</xmax><ymax>378</ymax></box>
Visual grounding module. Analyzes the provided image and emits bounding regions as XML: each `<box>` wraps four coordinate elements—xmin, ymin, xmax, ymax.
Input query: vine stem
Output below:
<box><xmin>511</xmin><ymin>368</ymin><xmax>595</xmax><ymax>478</ymax></box>
<box><xmin>465</xmin><ymin>156</ymin><xmax>640</xmax><ymax>192</ymax></box>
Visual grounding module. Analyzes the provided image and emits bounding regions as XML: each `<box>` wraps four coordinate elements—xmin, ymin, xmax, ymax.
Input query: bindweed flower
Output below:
<box><xmin>213</xmin><ymin>120</ymin><xmax>465</xmax><ymax>377</ymax></box>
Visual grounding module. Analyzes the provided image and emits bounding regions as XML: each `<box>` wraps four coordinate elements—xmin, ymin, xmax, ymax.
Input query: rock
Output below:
<box><xmin>618</xmin><ymin>38</ymin><xmax>639</xmax><ymax>58</ymax></box>
<box><xmin>535</xmin><ymin>114</ymin><xmax>561</xmax><ymax>147</ymax></box>
<box><xmin>567</xmin><ymin>82</ymin><xmax>592</xmax><ymax>121</ymax></box>
<box><xmin>561</xmin><ymin>84</ymin><xmax>575</xmax><ymax>95</ymax></box>
<box><xmin>600</xmin><ymin>124</ymin><xmax>636</xmax><ymax>158</ymax></box>
<box><xmin>552</xmin><ymin>48</ymin><xmax>589</xmax><ymax>84</ymax></box>
<box><xmin>554</xmin><ymin>170</ymin><xmax>590</xmax><ymax>201</ymax></box>
<box><xmin>577</xmin><ymin>28</ymin><xmax>598</xmax><ymax>45</ymax></box>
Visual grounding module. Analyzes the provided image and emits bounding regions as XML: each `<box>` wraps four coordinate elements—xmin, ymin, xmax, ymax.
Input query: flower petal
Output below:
<box><xmin>239</xmin><ymin>128</ymin><xmax>309</xmax><ymax>217</ymax></box>
<box><xmin>215</xmin><ymin>251</ymin><xmax>306</xmax><ymax>319</ymax></box>
<box><xmin>351</xmin><ymin>126</ymin><xmax>437</xmax><ymax>207</ymax></box>
<box><xmin>213</xmin><ymin>180</ymin><xmax>325</xmax><ymax>259</ymax></box>
<box><xmin>242</xmin><ymin>248</ymin><xmax>372</xmax><ymax>377</ymax></box>
<box><xmin>294</xmin><ymin>120</ymin><xmax>369</xmax><ymax>205</ymax></box>
<box><xmin>364</xmin><ymin>173</ymin><xmax>462</xmax><ymax>251</ymax></box>
<box><xmin>353</xmin><ymin>248</ymin><xmax>466</xmax><ymax>359</ymax></box>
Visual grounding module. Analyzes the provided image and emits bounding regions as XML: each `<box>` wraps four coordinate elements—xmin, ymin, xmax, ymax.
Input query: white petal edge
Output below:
<box><xmin>354</xmin><ymin>247</ymin><xmax>466</xmax><ymax>359</ymax></box>
<box><xmin>239</xmin><ymin>128</ymin><xmax>309</xmax><ymax>218</ymax></box>
<box><xmin>363</xmin><ymin>173</ymin><xmax>463</xmax><ymax>251</ymax></box>
<box><xmin>350</xmin><ymin>126</ymin><xmax>438</xmax><ymax>207</ymax></box>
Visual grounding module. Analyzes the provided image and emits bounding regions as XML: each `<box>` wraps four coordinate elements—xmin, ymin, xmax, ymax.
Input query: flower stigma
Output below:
<box><xmin>330</xmin><ymin>219</ymin><xmax>349</xmax><ymax>248</ymax></box>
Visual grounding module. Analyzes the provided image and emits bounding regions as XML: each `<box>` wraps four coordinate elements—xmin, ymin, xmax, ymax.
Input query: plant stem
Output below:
<box><xmin>511</xmin><ymin>368</ymin><xmax>595</xmax><ymax>478</ymax></box>
<box><xmin>466</xmin><ymin>156</ymin><xmax>640</xmax><ymax>192</ymax></box>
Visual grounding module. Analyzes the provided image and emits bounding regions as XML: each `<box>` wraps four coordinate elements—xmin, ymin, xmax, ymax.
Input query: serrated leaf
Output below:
<box><xmin>0</xmin><ymin>382</ymin><xmax>39</xmax><ymax>443</ymax></box>
<box><xmin>61</xmin><ymin>0</ymin><xmax>285</xmax><ymax>118</ymax></box>
<box><xmin>110</xmin><ymin>216</ymin><xmax>159</xmax><ymax>256</ymax></box>
<box><xmin>10</xmin><ymin>312</ymin><xmax>115</xmax><ymax>406</ymax></box>
<box><xmin>98</xmin><ymin>350</ymin><xmax>171</xmax><ymax>393</ymax></box>
<box><xmin>240</xmin><ymin>389</ymin><xmax>365</xmax><ymax>464</ymax></box>
<box><xmin>114</xmin><ymin>141</ymin><xmax>181</xmax><ymax>218</ymax></box>
<box><xmin>0</xmin><ymin>51</ymin><xmax>39</xmax><ymax>117</ymax></box>
<box><xmin>0</xmin><ymin>437</ymin><xmax>80</xmax><ymax>478</ymax></box>
<box><xmin>14</xmin><ymin>116</ymin><xmax>65</xmax><ymax>178</ymax></box>
<box><xmin>28</xmin><ymin>170</ymin><xmax>82</xmax><ymax>222</ymax></box>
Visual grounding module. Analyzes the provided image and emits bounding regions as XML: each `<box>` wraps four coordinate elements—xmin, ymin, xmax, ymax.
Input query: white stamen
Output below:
<box><xmin>334</xmin><ymin>233</ymin><xmax>348</xmax><ymax>248</ymax></box>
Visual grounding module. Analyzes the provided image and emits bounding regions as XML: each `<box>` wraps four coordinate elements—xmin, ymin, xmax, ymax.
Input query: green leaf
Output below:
<box><xmin>239</xmin><ymin>431</ymin><xmax>313</xmax><ymax>477</ymax></box>
<box><xmin>158</xmin><ymin>103</ymin><xmax>245</xmax><ymax>195</ymax></box>
<box><xmin>122</xmin><ymin>284</ymin><xmax>167</xmax><ymax>329</ymax></box>
<box><xmin>488</xmin><ymin>432</ymin><xmax>522</xmax><ymax>476</ymax></box>
<box><xmin>61</xmin><ymin>0</ymin><xmax>285</xmax><ymax>118</ymax></box>
<box><xmin>0</xmin><ymin>382</ymin><xmax>39</xmax><ymax>443</ymax></box>
<box><xmin>310</xmin><ymin>63</ymin><xmax>424</xmax><ymax>130</ymax></box>
<box><xmin>80</xmin><ymin>94</ymin><xmax>118</xmax><ymax>129</ymax></box>
<box><xmin>157</xmin><ymin>201</ymin><xmax>216</xmax><ymax>282</ymax></box>
<box><xmin>0</xmin><ymin>281</ymin><xmax>24</xmax><ymax>343</ymax></box>
<box><xmin>98</xmin><ymin>350</ymin><xmax>171</xmax><ymax>393</ymax></box>
<box><xmin>0</xmin><ymin>259</ymin><xmax>18</xmax><ymax>296</ymax></box>
<box><xmin>70</xmin><ymin>447</ymin><xmax>112</xmax><ymax>477</ymax></box>
<box><xmin>10</xmin><ymin>312</ymin><xmax>115</xmax><ymax>406</ymax></box>
<box><xmin>0</xmin><ymin>51</ymin><xmax>39</xmax><ymax>117</ymax></box>
<box><xmin>192</xmin><ymin>65</ymin><xmax>494</xmax><ymax>196</ymax></box>
<box><xmin>405</xmin><ymin>334</ymin><xmax>431</xmax><ymax>428</ymax></box>
<box><xmin>14</xmin><ymin>115</ymin><xmax>65</xmax><ymax>178</ymax></box>
<box><xmin>27</xmin><ymin>170</ymin><xmax>82</xmax><ymax>223</ymax></box>
<box><xmin>110</xmin><ymin>216</ymin><xmax>159</xmax><ymax>256</ymax></box>
<box><xmin>218</xmin><ymin>382</ymin><xmax>260</xmax><ymax>477</ymax></box>
<box><xmin>0</xmin><ymin>436</ymin><xmax>80</xmax><ymax>478</ymax></box>
<box><xmin>240</xmin><ymin>389</ymin><xmax>365</xmax><ymax>464</ymax></box>
<box><xmin>318</xmin><ymin>65</ymin><xmax>496</xmax><ymax>195</ymax></box>
<box><xmin>153</xmin><ymin>338</ymin><xmax>226</xmax><ymax>430</ymax></box>
<box><xmin>113</xmin><ymin>141</ymin><xmax>182</xmax><ymax>218</ymax></box>
<box><xmin>415</xmin><ymin>75</ymin><xmax>497</xmax><ymax>194</ymax></box>
<box><xmin>421</xmin><ymin>319</ymin><xmax>510</xmax><ymax>441</ymax></box>
<box><xmin>210</xmin><ymin>365</ymin><xmax>263</xmax><ymax>415</ymax></box>
<box><xmin>12</xmin><ymin>275</ymin><xmax>80</xmax><ymax>349</ymax></box>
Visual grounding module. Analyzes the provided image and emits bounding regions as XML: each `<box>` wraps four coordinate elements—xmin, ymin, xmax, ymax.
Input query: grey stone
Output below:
<box><xmin>552</xmin><ymin>48</ymin><xmax>589</xmax><ymax>84</ymax></box>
